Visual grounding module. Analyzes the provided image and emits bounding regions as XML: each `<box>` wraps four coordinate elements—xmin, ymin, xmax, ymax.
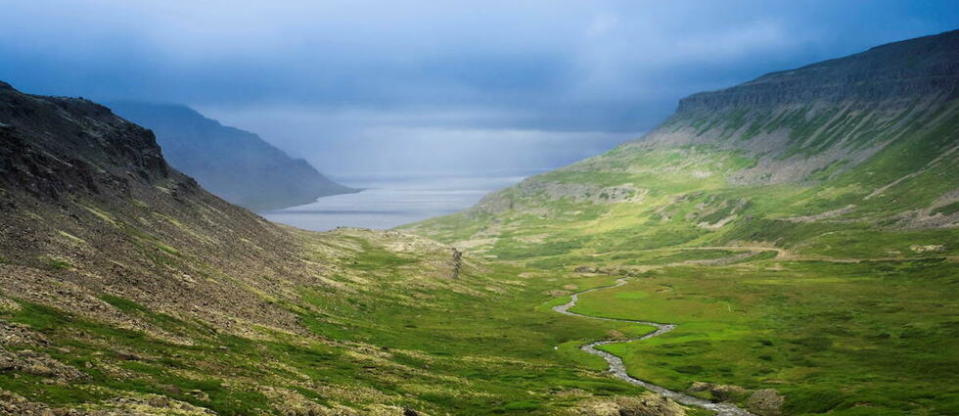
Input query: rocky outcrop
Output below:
<box><xmin>746</xmin><ymin>389</ymin><xmax>785</xmax><ymax>416</ymax></box>
<box><xmin>0</xmin><ymin>390</ymin><xmax>69</xmax><ymax>416</ymax></box>
<box><xmin>687</xmin><ymin>382</ymin><xmax>749</xmax><ymax>402</ymax></box>
<box><xmin>0</xmin><ymin>389</ymin><xmax>220</xmax><ymax>416</ymax></box>
<box><xmin>0</xmin><ymin>88</ymin><xmax>171</xmax><ymax>202</ymax></box>
<box><xmin>0</xmin><ymin>348</ymin><xmax>88</xmax><ymax>382</ymax></box>
<box><xmin>569</xmin><ymin>393</ymin><xmax>686</xmax><ymax>416</ymax></box>
<box><xmin>685</xmin><ymin>382</ymin><xmax>784</xmax><ymax>416</ymax></box>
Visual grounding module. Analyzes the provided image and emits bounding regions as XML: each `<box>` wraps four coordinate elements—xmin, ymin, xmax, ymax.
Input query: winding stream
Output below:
<box><xmin>553</xmin><ymin>277</ymin><xmax>756</xmax><ymax>416</ymax></box>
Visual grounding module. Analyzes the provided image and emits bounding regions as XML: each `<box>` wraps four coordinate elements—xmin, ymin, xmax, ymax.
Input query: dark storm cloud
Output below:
<box><xmin>2</xmin><ymin>1</ymin><xmax>958</xmax><ymax>173</ymax></box>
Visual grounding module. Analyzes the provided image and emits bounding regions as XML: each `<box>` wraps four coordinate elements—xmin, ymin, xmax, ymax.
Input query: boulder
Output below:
<box><xmin>569</xmin><ymin>393</ymin><xmax>685</xmax><ymax>416</ymax></box>
<box><xmin>747</xmin><ymin>389</ymin><xmax>785</xmax><ymax>416</ymax></box>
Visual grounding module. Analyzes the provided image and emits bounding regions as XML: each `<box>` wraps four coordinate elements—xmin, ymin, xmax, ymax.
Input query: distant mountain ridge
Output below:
<box><xmin>678</xmin><ymin>29</ymin><xmax>959</xmax><ymax>113</ymax></box>
<box><xmin>108</xmin><ymin>102</ymin><xmax>356</xmax><ymax>211</ymax></box>
<box><xmin>631</xmin><ymin>29</ymin><xmax>959</xmax><ymax>186</ymax></box>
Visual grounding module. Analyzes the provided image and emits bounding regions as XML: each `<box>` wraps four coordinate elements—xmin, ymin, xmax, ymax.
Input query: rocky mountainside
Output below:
<box><xmin>107</xmin><ymin>102</ymin><xmax>355</xmax><ymax>211</ymax></box>
<box><xmin>0</xmin><ymin>80</ymin><xmax>311</xmax><ymax>331</ymax></box>
<box><xmin>0</xmin><ymin>82</ymin><xmax>455</xmax><ymax>415</ymax></box>
<box><xmin>0</xmin><ymin>81</ymin><xmax>669</xmax><ymax>416</ymax></box>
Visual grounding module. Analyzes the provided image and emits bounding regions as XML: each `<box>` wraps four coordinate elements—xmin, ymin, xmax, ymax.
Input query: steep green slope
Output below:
<box><xmin>405</xmin><ymin>30</ymin><xmax>959</xmax><ymax>415</ymax></box>
<box><xmin>108</xmin><ymin>102</ymin><xmax>356</xmax><ymax>211</ymax></box>
<box><xmin>408</xmin><ymin>29</ymin><xmax>959</xmax><ymax>262</ymax></box>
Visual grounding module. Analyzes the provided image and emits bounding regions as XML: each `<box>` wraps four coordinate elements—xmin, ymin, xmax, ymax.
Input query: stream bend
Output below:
<box><xmin>553</xmin><ymin>277</ymin><xmax>756</xmax><ymax>416</ymax></box>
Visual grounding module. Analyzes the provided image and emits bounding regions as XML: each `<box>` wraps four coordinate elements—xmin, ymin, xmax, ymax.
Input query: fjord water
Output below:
<box><xmin>261</xmin><ymin>170</ymin><xmax>539</xmax><ymax>230</ymax></box>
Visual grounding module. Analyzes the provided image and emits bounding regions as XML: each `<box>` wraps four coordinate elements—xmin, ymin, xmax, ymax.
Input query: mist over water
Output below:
<box><xmin>261</xmin><ymin>170</ymin><xmax>541</xmax><ymax>231</ymax></box>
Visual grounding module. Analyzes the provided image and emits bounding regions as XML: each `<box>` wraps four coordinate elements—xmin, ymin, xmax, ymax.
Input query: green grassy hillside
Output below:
<box><xmin>407</xmin><ymin>31</ymin><xmax>959</xmax><ymax>263</ymax></box>
<box><xmin>0</xmin><ymin>228</ymin><xmax>665</xmax><ymax>415</ymax></box>
<box><xmin>405</xmin><ymin>30</ymin><xmax>959</xmax><ymax>415</ymax></box>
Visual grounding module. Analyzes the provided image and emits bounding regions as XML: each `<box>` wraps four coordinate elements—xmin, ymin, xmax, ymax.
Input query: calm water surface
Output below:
<box><xmin>261</xmin><ymin>171</ymin><xmax>539</xmax><ymax>231</ymax></box>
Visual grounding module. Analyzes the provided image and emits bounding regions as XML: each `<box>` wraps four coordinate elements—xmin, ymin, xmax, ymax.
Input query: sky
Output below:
<box><xmin>2</xmin><ymin>1</ymin><xmax>958</xmax><ymax>175</ymax></box>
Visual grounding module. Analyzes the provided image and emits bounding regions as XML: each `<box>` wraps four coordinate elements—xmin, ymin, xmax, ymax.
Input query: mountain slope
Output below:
<box><xmin>0</xmin><ymin>81</ymin><xmax>696</xmax><ymax>415</ymax></box>
<box><xmin>405</xmin><ymin>31</ymin><xmax>959</xmax><ymax>416</ymax></box>
<box><xmin>0</xmin><ymin>81</ymin><xmax>310</xmax><ymax>331</ymax></box>
<box><xmin>409</xmin><ymin>29</ymin><xmax>959</xmax><ymax>257</ymax></box>
<box><xmin>108</xmin><ymin>102</ymin><xmax>355</xmax><ymax>211</ymax></box>
<box><xmin>655</xmin><ymin>28</ymin><xmax>959</xmax><ymax>185</ymax></box>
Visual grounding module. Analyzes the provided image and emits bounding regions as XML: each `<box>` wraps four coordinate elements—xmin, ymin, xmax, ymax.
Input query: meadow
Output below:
<box><xmin>0</xmin><ymin>229</ymin><xmax>670</xmax><ymax>415</ymax></box>
<box><xmin>574</xmin><ymin>258</ymin><xmax>959</xmax><ymax>415</ymax></box>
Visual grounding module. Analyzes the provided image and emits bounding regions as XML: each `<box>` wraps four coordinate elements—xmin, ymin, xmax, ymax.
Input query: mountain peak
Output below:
<box><xmin>678</xmin><ymin>29</ymin><xmax>959</xmax><ymax>114</ymax></box>
<box><xmin>0</xmin><ymin>83</ymin><xmax>172</xmax><ymax>202</ymax></box>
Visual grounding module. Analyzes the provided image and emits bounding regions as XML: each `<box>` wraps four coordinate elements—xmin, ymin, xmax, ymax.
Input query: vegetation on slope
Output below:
<box><xmin>3</xmin><ymin>28</ymin><xmax>959</xmax><ymax>416</ymax></box>
<box><xmin>0</xmin><ymin>81</ymin><xmax>695</xmax><ymax>415</ymax></box>
<box><xmin>0</xmin><ymin>228</ymin><xmax>669</xmax><ymax>415</ymax></box>
<box><xmin>405</xmin><ymin>30</ymin><xmax>959</xmax><ymax>416</ymax></box>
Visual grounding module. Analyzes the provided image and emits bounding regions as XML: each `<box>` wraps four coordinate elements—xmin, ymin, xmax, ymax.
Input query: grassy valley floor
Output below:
<box><xmin>570</xmin><ymin>257</ymin><xmax>959</xmax><ymax>415</ymax></box>
<box><xmin>1</xmin><ymin>228</ymin><xmax>697</xmax><ymax>415</ymax></box>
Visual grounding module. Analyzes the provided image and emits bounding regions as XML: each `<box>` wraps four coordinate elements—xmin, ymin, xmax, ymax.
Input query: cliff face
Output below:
<box><xmin>0</xmin><ymin>82</ymin><xmax>170</xmax><ymax>201</ymax></box>
<box><xmin>107</xmin><ymin>102</ymin><xmax>356</xmax><ymax>211</ymax></box>
<box><xmin>677</xmin><ymin>29</ymin><xmax>959</xmax><ymax>113</ymax></box>
<box><xmin>634</xmin><ymin>29</ymin><xmax>959</xmax><ymax>185</ymax></box>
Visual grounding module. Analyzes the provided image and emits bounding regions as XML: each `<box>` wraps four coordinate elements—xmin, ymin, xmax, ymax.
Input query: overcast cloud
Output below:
<box><xmin>2</xmin><ymin>1</ymin><xmax>957</xmax><ymax>174</ymax></box>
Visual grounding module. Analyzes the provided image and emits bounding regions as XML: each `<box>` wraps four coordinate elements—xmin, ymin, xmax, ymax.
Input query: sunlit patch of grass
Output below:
<box><xmin>578</xmin><ymin>260</ymin><xmax>959</xmax><ymax>415</ymax></box>
<box><xmin>78</xmin><ymin>204</ymin><xmax>118</xmax><ymax>226</ymax></box>
<box><xmin>155</xmin><ymin>242</ymin><xmax>180</xmax><ymax>256</ymax></box>
<box><xmin>39</xmin><ymin>255</ymin><xmax>73</xmax><ymax>271</ymax></box>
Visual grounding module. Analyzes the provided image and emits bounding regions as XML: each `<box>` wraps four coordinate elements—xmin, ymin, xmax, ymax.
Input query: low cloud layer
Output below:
<box><xmin>2</xmin><ymin>1</ymin><xmax>957</xmax><ymax>174</ymax></box>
